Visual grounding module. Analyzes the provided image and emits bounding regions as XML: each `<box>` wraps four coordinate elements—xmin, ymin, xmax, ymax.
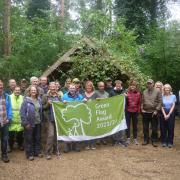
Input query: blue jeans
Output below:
<box><xmin>0</xmin><ymin>124</ymin><xmax>9</xmax><ymax>157</ymax></box>
<box><xmin>24</xmin><ymin>124</ymin><xmax>41</xmax><ymax>157</ymax></box>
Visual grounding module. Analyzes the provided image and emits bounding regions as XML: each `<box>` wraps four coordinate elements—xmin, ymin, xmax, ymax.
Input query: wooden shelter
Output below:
<box><xmin>42</xmin><ymin>37</ymin><xmax>98</xmax><ymax>80</ymax></box>
<box><xmin>42</xmin><ymin>37</ymin><xmax>148</xmax><ymax>88</ymax></box>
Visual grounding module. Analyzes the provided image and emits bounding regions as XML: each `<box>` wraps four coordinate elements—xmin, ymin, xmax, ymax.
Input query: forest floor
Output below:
<box><xmin>1</xmin><ymin>118</ymin><xmax>180</xmax><ymax>180</ymax></box>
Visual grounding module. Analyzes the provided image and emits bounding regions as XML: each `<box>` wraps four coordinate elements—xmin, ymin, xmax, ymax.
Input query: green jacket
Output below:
<box><xmin>9</xmin><ymin>93</ymin><xmax>24</xmax><ymax>132</ymax></box>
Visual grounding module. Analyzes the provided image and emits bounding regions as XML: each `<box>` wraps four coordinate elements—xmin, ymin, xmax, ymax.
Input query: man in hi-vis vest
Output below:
<box><xmin>9</xmin><ymin>86</ymin><xmax>24</xmax><ymax>152</ymax></box>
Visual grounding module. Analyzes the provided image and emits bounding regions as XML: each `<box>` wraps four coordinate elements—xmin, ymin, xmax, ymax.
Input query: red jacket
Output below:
<box><xmin>126</xmin><ymin>90</ymin><xmax>141</xmax><ymax>113</ymax></box>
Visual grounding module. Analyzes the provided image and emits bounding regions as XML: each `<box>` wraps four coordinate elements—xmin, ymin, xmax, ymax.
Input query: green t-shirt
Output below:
<box><xmin>31</xmin><ymin>98</ymin><xmax>41</xmax><ymax>124</ymax></box>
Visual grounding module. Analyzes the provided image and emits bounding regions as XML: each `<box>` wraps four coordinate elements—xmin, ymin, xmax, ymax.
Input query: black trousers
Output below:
<box><xmin>24</xmin><ymin>124</ymin><xmax>41</xmax><ymax>157</ymax></box>
<box><xmin>160</xmin><ymin>111</ymin><xmax>175</xmax><ymax>145</ymax></box>
<box><xmin>142</xmin><ymin>112</ymin><xmax>158</xmax><ymax>142</ymax></box>
<box><xmin>125</xmin><ymin>112</ymin><xmax>138</xmax><ymax>139</ymax></box>
<box><xmin>9</xmin><ymin>131</ymin><xmax>24</xmax><ymax>149</ymax></box>
<box><xmin>0</xmin><ymin>124</ymin><xmax>9</xmax><ymax>157</ymax></box>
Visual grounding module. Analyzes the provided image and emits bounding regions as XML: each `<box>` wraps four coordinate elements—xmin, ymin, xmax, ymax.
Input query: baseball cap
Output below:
<box><xmin>147</xmin><ymin>79</ymin><xmax>154</xmax><ymax>84</ymax></box>
<box><xmin>72</xmin><ymin>78</ymin><xmax>80</xmax><ymax>83</ymax></box>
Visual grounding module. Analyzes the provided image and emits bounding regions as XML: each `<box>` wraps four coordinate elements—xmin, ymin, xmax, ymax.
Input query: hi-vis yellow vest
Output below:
<box><xmin>9</xmin><ymin>94</ymin><xmax>24</xmax><ymax>132</ymax></box>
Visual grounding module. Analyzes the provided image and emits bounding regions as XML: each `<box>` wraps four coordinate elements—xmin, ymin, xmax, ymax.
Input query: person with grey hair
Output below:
<box><xmin>95</xmin><ymin>81</ymin><xmax>109</xmax><ymax>145</ymax></box>
<box><xmin>42</xmin><ymin>82</ymin><xmax>61</xmax><ymax>160</ymax></box>
<box><xmin>25</xmin><ymin>76</ymin><xmax>44</xmax><ymax>97</ymax></box>
<box><xmin>141</xmin><ymin>79</ymin><xmax>162</xmax><ymax>147</ymax></box>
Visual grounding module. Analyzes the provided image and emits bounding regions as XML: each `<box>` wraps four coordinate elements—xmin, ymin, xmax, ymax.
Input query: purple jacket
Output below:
<box><xmin>20</xmin><ymin>97</ymin><xmax>42</xmax><ymax>128</ymax></box>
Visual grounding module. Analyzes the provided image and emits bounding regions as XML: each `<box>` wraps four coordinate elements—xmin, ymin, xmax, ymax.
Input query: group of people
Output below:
<box><xmin>0</xmin><ymin>76</ymin><xmax>178</xmax><ymax>163</ymax></box>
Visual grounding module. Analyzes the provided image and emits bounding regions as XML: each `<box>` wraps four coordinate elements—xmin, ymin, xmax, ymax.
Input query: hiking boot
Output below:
<box><xmin>142</xmin><ymin>141</ymin><xmax>149</xmax><ymax>145</ymax></box>
<box><xmin>168</xmin><ymin>144</ymin><xmax>173</xmax><ymax>148</ymax></box>
<box><xmin>74</xmin><ymin>145</ymin><xmax>81</xmax><ymax>152</ymax></box>
<box><xmin>19</xmin><ymin>146</ymin><xmax>24</xmax><ymax>151</ymax></box>
<box><xmin>28</xmin><ymin>156</ymin><xmax>34</xmax><ymax>161</ymax></box>
<box><xmin>46</xmin><ymin>155</ymin><xmax>52</xmax><ymax>160</ymax></box>
<box><xmin>152</xmin><ymin>141</ymin><xmax>158</xmax><ymax>147</ymax></box>
<box><xmin>101</xmin><ymin>139</ymin><xmax>107</xmax><ymax>145</ymax></box>
<box><xmin>133</xmin><ymin>139</ymin><xmax>139</xmax><ymax>145</ymax></box>
<box><xmin>85</xmin><ymin>145</ymin><xmax>90</xmax><ymax>150</ymax></box>
<box><xmin>119</xmin><ymin>141</ymin><xmax>127</xmax><ymax>147</ymax></box>
<box><xmin>162</xmin><ymin>143</ymin><xmax>167</xmax><ymax>147</ymax></box>
<box><xmin>126</xmin><ymin>138</ymin><xmax>130</xmax><ymax>145</ymax></box>
<box><xmin>91</xmin><ymin>145</ymin><xmax>96</xmax><ymax>150</ymax></box>
<box><xmin>38</xmin><ymin>153</ymin><xmax>43</xmax><ymax>158</ymax></box>
<box><xmin>64</xmin><ymin>144</ymin><xmax>71</xmax><ymax>153</ymax></box>
<box><xmin>2</xmin><ymin>156</ymin><xmax>10</xmax><ymax>163</ymax></box>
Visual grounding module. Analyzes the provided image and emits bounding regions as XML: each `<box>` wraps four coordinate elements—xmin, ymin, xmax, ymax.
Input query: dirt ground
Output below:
<box><xmin>1</xmin><ymin>118</ymin><xmax>180</xmax><ymax>180</ymax></box>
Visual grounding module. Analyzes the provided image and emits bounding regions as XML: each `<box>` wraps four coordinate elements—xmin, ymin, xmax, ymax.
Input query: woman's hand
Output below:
<box><xmin>25</xmin><ymin>124</ymin><xmax>31</xmax><ymax>129</ymax></box>
<box><xmin>48</xmin><ymin>100</ymin><xmax>52</xmax><ymax>105</ymax></box>
<box><xmin>166</xmin><ymin>114</ymin><xmax>170</xmax><ymax>120</ymax></box>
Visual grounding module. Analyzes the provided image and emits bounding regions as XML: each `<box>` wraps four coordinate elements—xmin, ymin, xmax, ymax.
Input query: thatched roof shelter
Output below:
<box><xmin>42</xmin><ymin>37</ymin><xmax>98</xmax><ymax>80</ymax></box>
<box><xmin>42</xmin><ymin>37</ymin><xmax>147</xmax><ymax>87</ymax></box>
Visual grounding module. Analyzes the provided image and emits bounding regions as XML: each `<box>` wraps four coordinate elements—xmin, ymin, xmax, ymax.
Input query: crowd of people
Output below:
<box><xmin>0</xmin><ymin>76</ymin><xmax>178</xmax><ymax>163</ymax></box>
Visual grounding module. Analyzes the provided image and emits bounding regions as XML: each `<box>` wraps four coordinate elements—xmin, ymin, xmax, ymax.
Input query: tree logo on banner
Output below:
<box><xmin>62</xmin><ymin>103</ymin><xmax>92</xmax><ymax>136</ymax></box>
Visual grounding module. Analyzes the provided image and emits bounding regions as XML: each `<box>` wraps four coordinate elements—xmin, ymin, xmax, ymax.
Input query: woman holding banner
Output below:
<box><xmin>125</xmin><ymin>80</ymin><xmax>141</xmax><ymax>145</ymax></box>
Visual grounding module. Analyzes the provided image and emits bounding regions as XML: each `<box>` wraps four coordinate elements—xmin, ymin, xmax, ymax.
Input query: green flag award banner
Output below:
<box><xmin>52</xmin><ymin>95</ymin><xmax>127</xmax><ymax>141</ymax></box>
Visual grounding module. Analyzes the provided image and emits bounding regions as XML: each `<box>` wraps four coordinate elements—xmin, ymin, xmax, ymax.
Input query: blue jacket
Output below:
<box><xmin>20</xmin><ymin>97</ymin><xmax>42</xmax><ymax>128</ymax></box>
<box><xmin>2</xmin><ymin>93</ymin><xmax>13</xmax><ymax>121</ymax></box>
<box><xmin>62</xmin><ymin>92</ymin><xmax>84</xmax><ymax>102</ymax></box>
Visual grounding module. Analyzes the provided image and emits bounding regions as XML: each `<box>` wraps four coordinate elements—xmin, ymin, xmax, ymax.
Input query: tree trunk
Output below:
<box><xmin>96</xmin><ymin>0</ymin><xmax>103</xmax><ymax>10</ymax></box>
<box><xmin>60</xmin><ymin>0</ymin><xmax>64</xmax><ymax>29</ymax></box>
<box><xmin>3</xmin><ymin>0</ymin><xmax>11</xmax><ymax>56</ymax></box>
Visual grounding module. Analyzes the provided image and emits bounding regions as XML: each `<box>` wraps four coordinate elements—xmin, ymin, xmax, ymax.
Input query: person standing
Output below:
<box><xmin>83</xmin><ymin>81</ymin><xmax>98</xmax><ymax>150</ymax></box>
<box><xmin>20</xmin><ymin>85</ymin><xmax>43</xmax><ymax>160</ymax></box>
<box><xmin>0</xmin><ymin>80</ymin><xmax>12</xmax><ymax>163</ymax></box>
<box><xmin>141</xmin><ymin>79</ymin><xmax>162</xmax><ymax>147</ymax></box>
<box><xmin>61</xmin><ymin>78</ymin><xmax>72</xmax><ymax>94</ymax></box>
<box><xmin>109</xmin><ymin>80</ymin><xmax>127</xmax><ymax>147</ymax></box>
<box><xmin>42</xmin><ymin>82</ymin><xmax>61</xmax><ymax>160</ymax></box>
<box><xmin>40</xmin><ymin>77</ymin><xmax>49</xmax><ymax>94</ymax></box>
<box><xmin>62</xmin><ymin>83</ymin><xmax>84</xmax><ymax>153</ymax></box>
<box><xmin>105</xmin><ymin>78</ymin><xmax>114</xmax><ymax>95</ymax></box>
<box><xmin>25</xmin><ymin>77</ymin><xmax>44</xmax><ymax>97</ymax></box>
<box><xmin>154</xmin><ymin>81</ymin><xmax>163</xmax><ymax>141</ymax></box>
<box><xmin>95</xmin><ymin>81</ymin><xmax>109</xmax><ymax>145</ymax></box>
<box><xmin>161</xmin><ymin>84</ymin><xmax>176</xmax><ymax>148</ymax></box>
<box><xmin>95</xmin><ymin>81</ymin><xmax>109</xmax><ymax>99</ymax></box>
<box><xmin>125</xmin><ymin>80</ymin><xmax>141</xmax><ymax>145</ymax></box>
<box><xmin>72</xmin><ymin>78</ymin><xmax>84</xmax><ymax>95</ymax></box>
<box><xmin>55</xmin><ymin>80</ymin><xmax>63</xmax><ymax>98</ymax></box>
<box><xmin>20</xmin><ymin>79</ymin><xmax>28</xmax><ymax>96</ymax></box>
<box><xmin>5</xmin><ymin>79</ymin><xmax>17</xmax><ymax>95</ymax></box>
<box><xmin>9</xmin><ymin>86</ymin><xmax>24</xmax><ymax>151</ymax></box>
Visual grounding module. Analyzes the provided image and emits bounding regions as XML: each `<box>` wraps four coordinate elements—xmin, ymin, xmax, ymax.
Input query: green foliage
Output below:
<box><xmin>114</xmin><ymin>0</ymin><xmax>167</xmax><ymax>43</ymax></box>
<box><xmin>27</xmin><ymin>0</ymin><xmax>50</xmax><ymax>19</ymax></box>
<box><xmin>0</xmin><ymin>5</ymin><xmax>73</xmax><ymax>83</ymax></box>
<box><xmin>63</xmin><ymin>39</ymin><xmax>148</xmax><ymax>89</ymax></box>
<box><xmin>142</xmin><ymin>21</ymin><xmax>180</xmax><ymax>91</ymax></box>
<box><xmin>80</xmin><ymin>9</ymin><xmax>112</xmax><ymax>40</ymax></box>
